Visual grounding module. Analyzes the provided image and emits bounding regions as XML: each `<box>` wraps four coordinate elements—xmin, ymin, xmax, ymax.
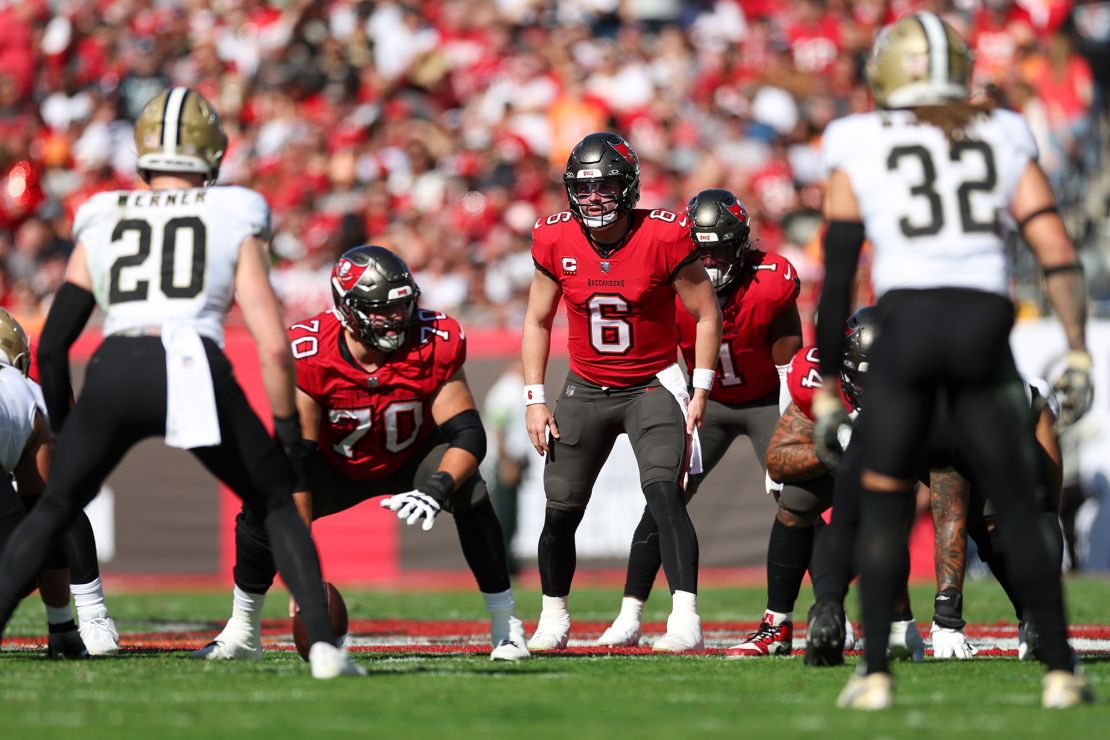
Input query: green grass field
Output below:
<box><xmin>1</xmin><ymin>577</ymin><xmax>1107</xmax><ymax>739</ymax></box>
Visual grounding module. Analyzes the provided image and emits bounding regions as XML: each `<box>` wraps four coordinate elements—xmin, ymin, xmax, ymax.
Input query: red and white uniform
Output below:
<box><xmin>678</xmin><ymin>250</ymin><xmax>799</xmax><ymax>404</ymax></box>
<box><xmin>289</xmin><ymin>308</ymin><xmax>466</xmax><ymax>481</ymax></box>
<box><xmin>786</xmin><ymin>345</ymin><xmax>853</xmax><ymax>422</ymax></box>
<box><xmin>532</xmin><ymin>208</ymin><xmax>698</xmax><ymax>387</ymax></box>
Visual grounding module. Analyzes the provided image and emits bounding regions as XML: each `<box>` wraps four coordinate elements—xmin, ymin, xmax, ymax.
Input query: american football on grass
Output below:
<box><xmin>292</xmin><ymin>581</ymin><xmax>349</xmax><ymax>661</ymax></box>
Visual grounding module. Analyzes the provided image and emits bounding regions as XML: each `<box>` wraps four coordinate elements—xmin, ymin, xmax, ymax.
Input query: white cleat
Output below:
<box><xmin>597</xmin><ymin>619</ymin><xmax>642</xmax><ymax>647</ymax></box>
<box><xmin>79</xmin><ymin>611</ymin><xmax>120</xmax><ymax>656</ymax></box>
<box><xmin>652</xmin><ymin>614</ymin><xmax>705</xmax><ymax>654</ymax></box>
<box><xmin>844</xmin><ymin>618</ymin><xmax>857</xmax><ymax>651</ymax></box>
<box><xmin>308</xmin><ymin>642</ymin><xmax>366</xmax><ymax>679</ymax></box>
<box><xmin>527</xmin><ymin>613</ymin><xmax>570</xmax><ymax>652</ymax></box>
<box><xmin>490</xmin><ymin>617</ymin><xmax>530</xmax><ymax>661</ymax></box>
<box><xmin>887</xmin><ymin>619</ymin><xmax>925</xmax><ymax>663</ymax></box>
<box><xmin>930</xmin><ymin>622</ymin><xmax>978</xmax><ymax>660</ymax></box>
<box><xmin>837</xmin><ymin>671</ymin><xmax>894</xmax><ymax>710</ymax></box>
<box><xmin>1042</xmin><ymin>669</ymin><xmax>1094</xmax><ymax>708</ymax></box>
<box><xmin>189</xmin><ymin>617</ymin><xmax>262</xmax><ymax>661</ymax></box>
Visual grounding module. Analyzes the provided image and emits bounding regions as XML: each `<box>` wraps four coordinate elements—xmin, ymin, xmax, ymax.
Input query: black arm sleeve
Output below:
<box><xmin>816</xmin><ymin>220</ymin><xmax>866</xmax><ymax>380</ymax></box>
<box><xmin>38</xmin><ymin>282</ymin><xmax>96</xmax><ymax>433</ymax></box>
<box><xmin>438</xmin><ymin>408</ymin><xmax>487</xmax><ymax>463</ymax></box>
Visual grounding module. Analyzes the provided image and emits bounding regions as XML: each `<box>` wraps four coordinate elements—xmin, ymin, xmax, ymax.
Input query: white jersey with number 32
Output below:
<box><xmin>73</xmin><ymin>185</ymin><xmax>272</xmax><ymax>343</ymax></box>
<box><xmin>822</xmin><ymin>108</ymin><xmax>1037</xmax><ymax>298</ymax></box>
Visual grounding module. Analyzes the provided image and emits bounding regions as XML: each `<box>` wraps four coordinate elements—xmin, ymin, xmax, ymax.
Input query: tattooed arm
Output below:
<box><xmin>766</xmin><ymin>402</ymin><xmax>828</xmax><ymax>482</ymax></box>
<box><xmin>928</xmin><ymin>468</ymin><xmax>971</xmax><ymax>594</ymax></box>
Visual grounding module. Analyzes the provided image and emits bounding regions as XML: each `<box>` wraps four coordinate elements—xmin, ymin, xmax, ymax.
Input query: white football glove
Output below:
<box><xmin>930</xmin><ymin>622</ymin><xmax>979</xmax><ymax>660</ymax></box>
<box><xmin>1052</xmin><ymin>350</ymin><xmax>1093</xmax><ymax>427</ymax></box>
<box><xmin>380</xmin><ymin>491</ymin><xmax>442</xmax><ymax>531</ymax></box>
<box><xmin>812</xmin><ymin>389</ymin><xmax>851</xmax><ymax>469</ymax></box>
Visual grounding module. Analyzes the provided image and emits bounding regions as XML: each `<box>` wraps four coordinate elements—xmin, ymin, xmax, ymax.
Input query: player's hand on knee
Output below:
<box><xmin>812</xmin><ymin>388</ymin><xmax>850</xmax><ymax>469</ymax></box>
<box><xmin>381</xmin><ymin>491</ymin><xmax>442</xmax><ymax>531</ymax></box>
<box><xmin>930</xmin><ymin>622</ymin><xmax>978</xmax><ymax>660</ymax></box>
<box><xmin>1052</xmin><ymin>350</ymin><xmax>1093</xmax><ymax>427</ymax></box>
<box><xmin>525</xmin><ymin>404</ymin><xmax>558</xmax><ymax>456</ymax></box>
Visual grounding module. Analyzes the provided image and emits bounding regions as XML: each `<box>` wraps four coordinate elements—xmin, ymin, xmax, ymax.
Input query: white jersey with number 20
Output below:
<box><xmin>73</xmin><ymin>185</ymin><xmax>271</xmax><ymax>343</ymax></box>
<box><xmin>822</xmin><ymin>108</ymin><xmax>1037</xmax><ymax>298</ymax></box>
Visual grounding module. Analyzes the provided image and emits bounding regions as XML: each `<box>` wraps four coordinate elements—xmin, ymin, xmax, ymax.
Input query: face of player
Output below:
<box><xmin>572</xmin><ymin>179</ymin><xmax>621</xmax><ymax>220</ymax></box>
<box><xmin>697</xmin><ymin>242</ymin><xmax>740</xmax><ymax>289</ymax></box>
<box><xmin>351</xmin><ymin>299</ymin><xmax>415</xmax><ymax>352</ymax></box>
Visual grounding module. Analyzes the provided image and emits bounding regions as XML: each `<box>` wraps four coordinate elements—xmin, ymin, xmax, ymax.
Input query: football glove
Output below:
<box><xmin>1052</xmin><ymin>350</ymin><xmax>1093</xmax><ymax>427</ymax></box>
<box><xmin>930</xmin><ymin>622</ymin><xmax>979</xmax><ymax>660</ymax></box>
<box><xmin>812</xmin><ymin>388</ymin><xmax>850</xmax><ymax>470</ymax></box>
<box><xmin>380</xmin><ymin>471</ymin><xmax>453</xmax><ymax>532</ymax></box>
<box><xmin>381</xmin><ymin>491</ymin><xmax>442</xmax><ymax>531</ymax></box>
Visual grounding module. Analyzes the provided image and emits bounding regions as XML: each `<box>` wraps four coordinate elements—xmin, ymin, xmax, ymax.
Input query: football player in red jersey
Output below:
<box><xmin>522</xmin><ymin>133</ymin><xmax>722</xmax><ymax>654</ymax></box>
<box><xmin>593</xmin><ymin>188</ymin><xmax>814</xmax><ymax>656</ymax></box>
<box><xmin>194</xmin><ymin>246</ymin><xmax>529</xmax><ymax>662</ymax></box>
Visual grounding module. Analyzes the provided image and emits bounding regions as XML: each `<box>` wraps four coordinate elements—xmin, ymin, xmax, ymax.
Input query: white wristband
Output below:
<box><xmin>523</xmin><ymin>384</ymin><xmax>546</xmax><ymax>405</ymax></box>
<box><xmin>692</xmin><ymin>368</ymin><xmax>716</xmax><ymax>391</ymax></box>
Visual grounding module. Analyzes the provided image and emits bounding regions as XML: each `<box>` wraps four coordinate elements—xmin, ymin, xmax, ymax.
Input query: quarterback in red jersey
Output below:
<box><xmin>595</xmin><ymin>189</ymin><xmax>812</xmax><ymax>656</ymax></box>
<box><xmin>194</xmin><ymin>246</ymin><xmax>529</xmax><ymax>662</ymax></box>
<box><xmin>522</xmin><ymin>133</ymin><xmax>722</xmax><ymax>654</ymax></box>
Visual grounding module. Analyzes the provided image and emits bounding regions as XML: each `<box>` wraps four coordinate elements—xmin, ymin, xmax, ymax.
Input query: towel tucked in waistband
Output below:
<box><xmin>162</xmin><ymin>324</ymin><xmax>221</xmax><ymax>449</ymax></box>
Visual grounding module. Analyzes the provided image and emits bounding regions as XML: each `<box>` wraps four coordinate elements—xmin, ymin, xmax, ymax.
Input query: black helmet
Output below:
<box><xmin>331</xmin><ymin>245</ymin><xmax>420</xmax><ymax>352</ymax></box>
<box><xmin>840</xmin><ymin>306</ymin><xmax>879</xmax><ymax>411</ymax></box>
<box><xmin>686</xmin><ymin>188</ymin><xmax>752</xmax><ymax>291</ymax></box>
<box><xmin>563</xmin><ymin>132</ymin><xmax>640</xmax><ymax>228</ymax></box>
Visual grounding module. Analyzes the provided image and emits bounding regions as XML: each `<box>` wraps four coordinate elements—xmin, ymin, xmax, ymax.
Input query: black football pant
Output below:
<box><xmin>856</xmin><ymin>289</ymin><xmax>1074</xmax><ymax>675</ymax></box>
<box><xmin>0</xmin><ymin>337</ymin><xmax>337</xmax><ymax>648</ymax></box>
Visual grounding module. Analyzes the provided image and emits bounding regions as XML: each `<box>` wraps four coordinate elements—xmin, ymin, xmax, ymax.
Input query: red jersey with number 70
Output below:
<box><xmin>786</xmin><ymin>345</ymin><xmax>853</xmax><ymax>421</ymax></box>
<box><xmin>288</xmin><ymin>308</ymin><xmax>466</xmax><ymax>480</ymax></box>
<box><xmin>532</xmin><ymin>208</ymin><xmax>699</xmax><ymax>387</ymax></box>
<box><xmin>676</xmin><ymin>249</ymin><xmax>799</xmax><ymax>404</ymax></box>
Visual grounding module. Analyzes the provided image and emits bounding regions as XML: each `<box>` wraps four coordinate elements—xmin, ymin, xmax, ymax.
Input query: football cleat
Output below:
<box><xmin>888</xmin><ymin>619</ymin><xmax>925</xmax><ymax>663</ymax></box>
<box><xmin>79</xmin><ymin>611</ymin><xmax>120</xmax><ymax>656</ymax></box>
<box><xmin>490</xmin><ymin>617</ymin><xmax>530</xmax><ymax>661</ymax></box>
<box><xmin>490</xmin><ymin>638</ymin><xmax>530</xmax><ymax>662</ymax></box>
<box><xmin>189</xmin><ymin>615</ymin><xmax>262</xmax><ymax>661</ymax></box>
<box><xmin>844</xmin><ymin>617</ymin><xmax>857</xmax><ymax>651</ymax></box>
<box><xmin>930</xmin><ymin>622</ymin><xmax>978</xmax><ymax>660</ymax></box>
<box><xmin>47</xmin><ymin>627</ymin><xmax>89</xmax><ymax>659</ymax></box>
<box><xmin>596</xmin><ymin>619</ymin><xmax>642</xmax><ymax>648</ymax></box>
<box><xmin>837</xmin><ymin>671</ymin><xmax>894</xmax><ymax>710</ymax></box>
<box><xmin>1018</xmin><ymin>621</ymin><xmax>1040</xmax><ymax>662</ymax></box>
<box><xmin>1042</xmin><ymin>669</ymin><xmax>1094</xmax><ymax>709</ymax></box>
<box><xmin>308</xmin><ymin>642</ymin><xmax>366</xmax><ymax>679</ymax></box>
<box><xmin>652</xmin><ymin>613</ymin><xmax>705</xmax><ymax>654</ymax></box>
<box><xmin>805</xmin><ymin>600</ymin><xmax>847</xmax><ymax>667</ymax></box>
<box><xmin>725</xmin><ymin>612</ymin><xmax>792</xmax><ymax>658</ymax></box>
<box><xmin>527</xmin><ymin>612</ymin><xmax>571</xmax><ymax>652</ymax></box>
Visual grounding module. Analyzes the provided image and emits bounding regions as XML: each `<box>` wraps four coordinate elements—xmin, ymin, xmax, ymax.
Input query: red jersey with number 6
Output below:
<box><xmin>787</xmin><ymin>345</ymin><xmax>853</xmax><ymax>421</ymax></box>
<box><xmin>677</xmin><ymin>250</ymin><xmax>799</xmax><ymax>404</ymax></box>
<box><xmin>289</xmin><ymin>308</ymin><xmax>466</xmax><ymax>480</ymax></box>
<box><xmin>532</xmin><ymin>208</ymin><xmax>699</xmax><ymax>387</ymax></box>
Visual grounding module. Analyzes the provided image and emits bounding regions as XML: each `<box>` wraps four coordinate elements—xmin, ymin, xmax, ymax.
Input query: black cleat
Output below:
<box><xmin>805</xmin><ymin>600</ymin><xmax>846</xmax><ymax>667</ymax></box>
<box><xmin>47</xmin><ymin>624</ymin><xmax>90</xmax><ymax>659</ymax></box>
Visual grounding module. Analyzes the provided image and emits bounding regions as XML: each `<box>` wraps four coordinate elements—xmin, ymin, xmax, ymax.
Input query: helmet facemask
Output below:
<box><xmin>566</xmin><ymin>177</ymin><xmax>634</xmax><ymax>228</ymax></box>
<box><xmin>338</xmin><ymin>293</ymin><xmax>417</xmax><ymax>352</ymax></box>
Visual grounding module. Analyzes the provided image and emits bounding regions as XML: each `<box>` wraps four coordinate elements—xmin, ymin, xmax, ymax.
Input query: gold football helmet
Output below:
<box><xmin>134</xmin><ymin>87</ymin><xmax>227</xmax><ymax>184</ymax></box>
<box><xmin>866</xmin><ymin>12</ymin><xmax>972</xmax><ymax>109</ymax></box>
<box><xmin>0</xmin><ymin>308</ymin><xmax>31</xmax><ymax>376</ymax></box>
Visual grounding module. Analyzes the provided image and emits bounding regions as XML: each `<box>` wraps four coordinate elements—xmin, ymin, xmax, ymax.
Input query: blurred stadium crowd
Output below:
<box><xmin>0</xmin><ymin>0</ymin><xmax>1107</xmax><ymax>335</ymax></box>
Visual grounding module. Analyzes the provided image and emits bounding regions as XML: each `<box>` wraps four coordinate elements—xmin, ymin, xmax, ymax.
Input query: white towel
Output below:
<box><xmin>162</xmin><ymin>324</ymin><xmax>221</xmax><ymax>449</ymax></box>
<box><xmin>654</xmin><ymin>363</ymin><xmax>703</xmax><ymax>475</ymax></box>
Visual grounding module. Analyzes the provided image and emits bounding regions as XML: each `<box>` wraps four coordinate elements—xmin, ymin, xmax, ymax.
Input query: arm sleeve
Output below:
<box><xmin>37</xmin><ymin>282</ymin><xmax>97</xmax><ymax>432</ymax></box>
<box><xmin>816</xmin><ymin>221</ymin><xmax>865</xmax><ymax>380</ymax></box>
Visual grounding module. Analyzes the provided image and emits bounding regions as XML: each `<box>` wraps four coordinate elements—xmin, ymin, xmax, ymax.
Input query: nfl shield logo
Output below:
<box><xmin>600</xmin><ymin>261</ymin><xmax>610</xmax><ymax>273</ymax></box>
